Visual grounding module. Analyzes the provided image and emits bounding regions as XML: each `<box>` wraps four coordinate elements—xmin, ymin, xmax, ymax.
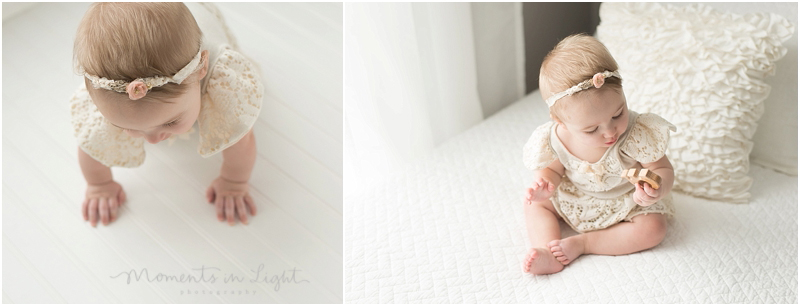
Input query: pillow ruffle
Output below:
<box><xmin>523</xmin><ymin>121</ymin><xmax>557</xmax><ymax>171</ymax></box>
<box><xmin>597</xmin><ymin>2</ymin><xmax>794</xmax><ymax>203</ymax></box>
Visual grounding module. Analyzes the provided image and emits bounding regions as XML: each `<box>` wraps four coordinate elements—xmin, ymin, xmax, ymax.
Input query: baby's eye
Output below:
<box><xmin>163</xmin><ymin>120</ymin><xmax>179</xmax><ymax>127</ymax></box>
<box><xmin>585</xmin><ymin>127</ymin><xmax>598</xmax><ymax>134</ymax></box>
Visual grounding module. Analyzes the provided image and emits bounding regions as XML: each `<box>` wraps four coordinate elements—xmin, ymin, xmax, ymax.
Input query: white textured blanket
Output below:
<box><xmin>344</xmin><ymin>91</ymin><xmax>798</xmax><ymax>303</ymax></box>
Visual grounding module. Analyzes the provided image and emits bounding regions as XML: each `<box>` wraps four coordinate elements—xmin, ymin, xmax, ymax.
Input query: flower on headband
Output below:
<box><xmin>592</xmin><ymin>73</ymin><xmax>605</xmax><ymax>88</ymax></box>
<box><xmin>126</xmin><ymin>80</ymin><xmax>148</xmax><ymax>100</ymax></box>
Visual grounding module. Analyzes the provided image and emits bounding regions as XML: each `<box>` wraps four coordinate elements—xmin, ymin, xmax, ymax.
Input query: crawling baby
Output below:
<box><xmin>71</xmin><ymin>3</ymin><xmax>263</xmax><ymax>227</ymax></box>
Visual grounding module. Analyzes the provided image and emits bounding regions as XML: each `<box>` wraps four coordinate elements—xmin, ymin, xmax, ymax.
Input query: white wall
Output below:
<box><xmin>2</xmin><ymin>3</ymin><xmax>37</xmax><ymax>22</ymax></box>
<box><xmin>471</xmin><ymin>3</ymin><xmax>526</xmax><ymax>118</ymax></box>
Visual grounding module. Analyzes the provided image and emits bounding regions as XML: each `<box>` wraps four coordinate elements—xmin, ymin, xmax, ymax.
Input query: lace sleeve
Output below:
<box><xmin>523</xmin><ymin>121</ymin><xmax>558</xmax><ymax>170</ymax></box>
<box><xmin>197</xmin><ymin>47</ymin><xmax>264</xmax><ymax>157</ymax></box>
<box><xmin>620</xmin><ymin>113</ymin><xmax>677</xmax><ymax>164</ymax></box>
<box><xmin>70</xmin><ymin>84</ymin><xmax>146</xmax><ymax>168</ymax></box>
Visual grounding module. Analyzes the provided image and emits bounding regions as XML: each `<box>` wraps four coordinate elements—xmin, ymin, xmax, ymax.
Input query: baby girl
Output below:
<box><xmin>521</xmin><ymin>34</ymin><xmax>676</xmax><ymax>275</ymax></box>
<box><xmin>71</xmin><ymin>3</ymin><xmax>263</xmax><ymax>227</ymax></box>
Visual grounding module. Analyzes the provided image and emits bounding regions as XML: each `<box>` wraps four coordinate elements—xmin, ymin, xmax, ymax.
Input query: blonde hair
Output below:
<box><xmin>74</xmin><ymin>2</ymin><xmax>203</xmax><ymax>103</ymax></box>
<box><xmin>539</xmin><ymin>33</ymin><xmax>621</xmax><ymax>122</ymax></box>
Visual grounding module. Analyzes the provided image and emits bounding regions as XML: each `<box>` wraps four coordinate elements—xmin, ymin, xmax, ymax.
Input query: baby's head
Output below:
<box><xmin>74</xmin><ymin>2</ymin><xmax>208</xmax><ymax>144</ymax></box>
<box><xmin>539</xmin><ymin>33</ymin><xmax>628</xmax><ymax>148</ymax></box>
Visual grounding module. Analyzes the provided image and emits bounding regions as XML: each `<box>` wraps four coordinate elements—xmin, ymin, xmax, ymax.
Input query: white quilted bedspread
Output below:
<box><xmin>344</xmin><ymin>91</ymin><xmax>798</xmax><ymax>303</ymax></box>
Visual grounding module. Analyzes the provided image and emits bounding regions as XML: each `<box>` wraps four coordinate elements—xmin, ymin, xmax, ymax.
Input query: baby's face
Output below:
<box><xmin>91</xmin><ymin>50</ymin><xmax>209</xmax><ymax>144</ymax></box>
<box><xmin>558</xmin><ymin>87</ymin><xmax>629</xmax><ymax>148</ymax></box>
<box><xmin>93</xmin><ymin>81</ymin><xmax>203</xmax><ymax>144</ymax></box>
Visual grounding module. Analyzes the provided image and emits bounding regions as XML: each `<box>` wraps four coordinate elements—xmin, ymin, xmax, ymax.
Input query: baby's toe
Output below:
<box><xmin>522</xmin><ymin>249</ymin><xmax>537</xmax><ymax>273</ymax></box>
<box><xmin>547</xmin><ymin>240</ymin><xmax>561</xmax><ymax>248</ymax></box>
<box><xmin>552</xmin><ymin>251</ymin><xmax>564</xmax><ymax>257</ymax></box>
<box><xmin>526</xmin><ymin>249</ymin><xmax>539</xmax><ymax>265</ymax></box>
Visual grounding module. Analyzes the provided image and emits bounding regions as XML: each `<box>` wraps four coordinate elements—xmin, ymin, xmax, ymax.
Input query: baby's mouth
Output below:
<box><xmin>605</xmin><ymin>137</ymin><xmax>617</xmax><ymax>145</ymax></box>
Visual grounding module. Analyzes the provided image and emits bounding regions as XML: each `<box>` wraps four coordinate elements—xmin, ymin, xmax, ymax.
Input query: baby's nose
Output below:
<box><xmin>145</xmin><ymin>133</ymin><xmax>167</xmax><ymax>144</ymax></box>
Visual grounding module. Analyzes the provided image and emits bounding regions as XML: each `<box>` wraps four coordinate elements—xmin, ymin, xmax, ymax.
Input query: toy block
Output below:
<box><xmin>620</xmin><ymin>168</ymin><xmax>662</xmax><ymax>190</ymax></box>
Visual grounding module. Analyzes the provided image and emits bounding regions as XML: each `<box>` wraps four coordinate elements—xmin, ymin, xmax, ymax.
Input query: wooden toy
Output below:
<box><xmin>620</xmin><ymin>168</ymin><xmax>662</xmax><ymax>190</ymax></box>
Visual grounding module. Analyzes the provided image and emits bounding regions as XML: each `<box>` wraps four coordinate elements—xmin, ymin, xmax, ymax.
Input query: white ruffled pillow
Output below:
<box><xmin>596</xmin><ymin>3</ymin><xmax>794</xmax><ymax>203</ymax></box>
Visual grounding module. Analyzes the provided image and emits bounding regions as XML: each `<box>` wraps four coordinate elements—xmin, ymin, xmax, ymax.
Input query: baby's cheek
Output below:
<box><xmin>175</xmin><ymin>122</ymin><xmax>194</xmax><ymax>134</ymax></box>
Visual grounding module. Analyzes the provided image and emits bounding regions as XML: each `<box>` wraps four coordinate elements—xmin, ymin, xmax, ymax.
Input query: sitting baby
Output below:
<box><xmin>521</xmin><ymin>34</ymin><xmax>676</xmax><ymax>275</ymax></box>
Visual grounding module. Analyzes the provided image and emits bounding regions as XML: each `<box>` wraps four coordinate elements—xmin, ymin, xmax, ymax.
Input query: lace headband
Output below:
<box><xmin>79</xmin><ymin>48</ymin><xmax>204</xmax><ymax>100</ymax></box>
<box><xmin>545</xmin><ymin>70</ymin><xmax>621</xmax><ymax>107</ymax></box>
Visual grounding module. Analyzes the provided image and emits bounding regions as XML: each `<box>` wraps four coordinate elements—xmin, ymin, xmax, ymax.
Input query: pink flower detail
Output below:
<box><xmin>126</xmin><ymin>80</ymin><xmax>148</xmax><ymax>100</ymax></box>
<box><xmin>592</xmin><ymin>73</ymin><xmax>605</xmax><ymax>88</ymax></box>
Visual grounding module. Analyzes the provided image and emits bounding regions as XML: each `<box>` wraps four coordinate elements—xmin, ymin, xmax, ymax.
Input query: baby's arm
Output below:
<box><xmin>206</xmin><ymin>128</ymin><xmax>258</xmax><ymax>225</ymax></box>
<box><xmin>634</xmin><ymin>155</ymin><xmax>674</xmax><ymax>206</ymax></box>
<box><xmin>78</xmin><ymin>146</ymin><xmax>112</xmax><ymax>185</ymax></box>
<box><xmin>220</xmin><ymin>129</ymin><xmax>256</xmax><ymax>183</ymax></box>
<box><xmin>526</xmin><ymin>159</ymin><xmax>565</xmax><ymax>204</ymax></box>
<box><xmin>78</xmin><ymin>147</ymin><xmax>126</xmax><ymax>227</ymax></box>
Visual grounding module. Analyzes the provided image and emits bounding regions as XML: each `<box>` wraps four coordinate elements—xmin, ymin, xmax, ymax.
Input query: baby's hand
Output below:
<box><xmin>525</xmin><ymin>177</ymin><xmax>555</xmax><ymax>204</ymax></box>
<box><xmin>82</xmin><ymin>180</ymin><xmax>127</xmax><ymax>227</ymax></box>
<box><xmin>205</xmin><ymin>176</ymin><xmax>257</xmax><ymax>225</ymax></box>
<box><xmin>632</xmin><ymin>182</ymin><xmax>662</xmax><ymax>206</ymax></box>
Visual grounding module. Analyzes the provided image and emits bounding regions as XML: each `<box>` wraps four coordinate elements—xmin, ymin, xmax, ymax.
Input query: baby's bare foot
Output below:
<box><xmin>522</xmin><ymin>248</ymin><xmax>564</xmax><ymax>275</ymax></box>
<box><xmin>548</xmin><ymin>235</ymin><xmax>586</xmax><ymax>265</ymax></box>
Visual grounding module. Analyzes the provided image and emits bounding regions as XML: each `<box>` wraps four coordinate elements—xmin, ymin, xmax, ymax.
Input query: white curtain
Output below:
<box><xmin>344</xmin><ymin>3</ymin><xmax>524</xmax><ymax>196</ymax></box>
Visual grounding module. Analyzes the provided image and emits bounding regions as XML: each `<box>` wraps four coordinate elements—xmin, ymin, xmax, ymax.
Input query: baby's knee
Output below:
<box><xmin>635</xmin><ymin>214</ymin><xmax>667</xmax><ymax>247</ymax></box>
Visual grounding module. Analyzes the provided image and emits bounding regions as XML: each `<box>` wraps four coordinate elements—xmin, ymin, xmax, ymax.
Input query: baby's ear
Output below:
<box><xmin>196</xmin><ymin>50</ymin><xmax>210</xmax><ymax>80</ymax></box>
<box><xmin>549</xmin><ymin>113</ymin><xmax>563</xmax><ymax>125</ymax></box>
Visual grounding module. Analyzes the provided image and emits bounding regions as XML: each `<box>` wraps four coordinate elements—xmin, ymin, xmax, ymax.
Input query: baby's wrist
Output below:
<box><xmin>219</xmin><ymin>175</ymin><xmax>248</xmax><ymax>184</ymax></box>
<box><xmin>87</xmin><ymin>178</ymin><xmax>114</xmax><ymax>187</ymax></box>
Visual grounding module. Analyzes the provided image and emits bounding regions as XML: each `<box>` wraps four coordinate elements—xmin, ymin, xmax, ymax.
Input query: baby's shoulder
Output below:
<box><xmin>623</xmin><ymin>112</ymin><xmax>676</xmax><ymax>142</ymax></box>
<box><xmin>204</xmin><ymin>47</ymin><xmax>262</xmax><ymax>96</ymax></box>
<box><xmin>523</xmin><ymin>121</ymin><xmax>558</xmax><ymax>170</ymax></box>
<box><xmin>620</xmin><ymin>112</ymin><xmax>676</xmax><ymax>164</ymax></box>
<box><xmin>197</xmin><ymin>48</ymin><xmax>264</xmax><ymax>157</ymax></box>
<box><xmin>68</xmin><ymin>84</ymin><xmax>145</xmax><ymax>168</ymax></box>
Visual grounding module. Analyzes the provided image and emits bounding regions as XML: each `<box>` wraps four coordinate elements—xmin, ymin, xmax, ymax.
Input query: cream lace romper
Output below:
<box><xmin>523</xmin><ymin>111</ymin><xmax>677</xmax><ymax>233</ymax></box>
<box><xmin>69</xmin><ymin>3</ymin><xmax>263</xmax><ymax>168</ymax></box>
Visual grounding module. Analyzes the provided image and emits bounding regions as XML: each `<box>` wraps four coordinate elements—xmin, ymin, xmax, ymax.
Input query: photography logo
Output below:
<box><xmin>110</xmin><ymin>264</ymin><xmax>310</xmax><ymax>294</ymax></box>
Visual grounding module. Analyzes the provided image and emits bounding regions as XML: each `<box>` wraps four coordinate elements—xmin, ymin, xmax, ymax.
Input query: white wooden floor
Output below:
<box><xmin>2</xmin><ymin>2</ymin><xmax>342</xmax><ymax>303</ymax></box>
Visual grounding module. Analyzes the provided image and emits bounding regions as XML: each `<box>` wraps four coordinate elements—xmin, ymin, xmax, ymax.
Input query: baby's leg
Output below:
<box><xmin>522</xmin><ymin>196</ymin><xmax>564</xmax><ymax>275</ymax></box>
<box><xmin>548</xmin><ymin>213</ymin><xmax>667</xmax><ymax>265</ymax></box>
